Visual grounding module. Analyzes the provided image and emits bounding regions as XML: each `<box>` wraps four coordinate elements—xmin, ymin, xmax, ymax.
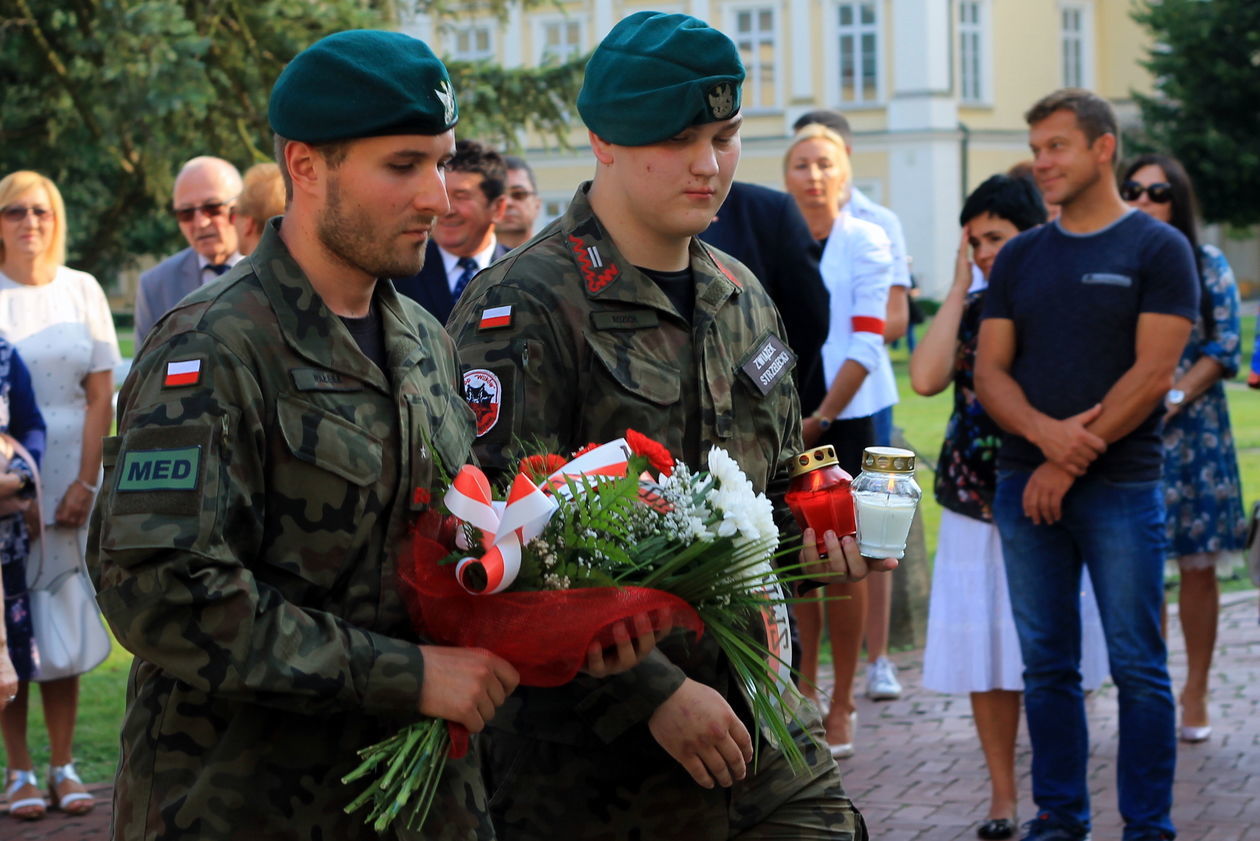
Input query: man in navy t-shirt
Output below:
<box><xmin>976</xmin><ymin>89</ymin><xmax>1197</xmax><ymax>841</ymax></box>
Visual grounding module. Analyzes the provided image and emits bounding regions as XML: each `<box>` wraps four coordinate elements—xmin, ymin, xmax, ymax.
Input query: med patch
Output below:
<box><xmin>116</xmin><ymin>446</ymin><xmax>202</xmax><ymax>492</ymax></box>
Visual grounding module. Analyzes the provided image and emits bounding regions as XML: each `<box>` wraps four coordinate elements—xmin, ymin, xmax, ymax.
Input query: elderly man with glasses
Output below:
<box><xmin>134</xmin><ymin>156</ymin><xmax>243</xmax><ymax>341</ymax></box>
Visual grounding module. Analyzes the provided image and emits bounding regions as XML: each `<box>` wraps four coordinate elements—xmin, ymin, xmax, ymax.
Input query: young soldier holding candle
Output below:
<box><xmin>449</xmin><ymin>12</ymin><xmax>894</xmax><ymax>840</ymax></box>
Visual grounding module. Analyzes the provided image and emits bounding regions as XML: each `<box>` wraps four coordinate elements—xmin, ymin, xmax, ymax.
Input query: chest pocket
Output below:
<box><xmin>583</xmin><ymin>330</ymin><xmax>682</xmax><ymax>443</ymax></box>
<box><xmin>585</xmin><ymin>330</ymin><xmax>681</xmax><ymax>405</ymax></box>
<box><xmin>269</xmin><ymin>394</ymin><xmax>383</xmax><ymax>593</ymax></box>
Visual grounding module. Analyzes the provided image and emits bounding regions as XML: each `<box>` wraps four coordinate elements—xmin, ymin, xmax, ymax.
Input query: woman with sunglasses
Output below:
<box><xmin>0</xmin><ymin>170</ymin><xmax>120</xmax><ymax>820</ymax></box>
<box><xmin>1120</xmin><ymin>154</ymin><xmax>1246</xmax><ymax>743</ymax></box>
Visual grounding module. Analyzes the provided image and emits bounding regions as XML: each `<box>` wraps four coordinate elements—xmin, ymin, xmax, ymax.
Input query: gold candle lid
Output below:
<box><xmin>789</xmin><ymin>445</ymin><xmax>839</xmax><ymax>478</ymax></box>
<box><xmin>861</xmin><ymin>446</ymin><xmax>916</xmax><ymax>473</ymax></box>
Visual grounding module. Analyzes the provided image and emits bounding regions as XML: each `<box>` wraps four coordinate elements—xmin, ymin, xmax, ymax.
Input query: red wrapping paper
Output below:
<box><xmin>399</xmin><ymin>518</ymin><xmax>705</xmax><ymax>757</ymax></box>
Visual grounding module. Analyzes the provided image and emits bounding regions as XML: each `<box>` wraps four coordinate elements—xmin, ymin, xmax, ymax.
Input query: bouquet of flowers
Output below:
<box><xmin>344</xmin><ymin>431</ymin><xmax>816</xmax><ymax>832</ymax></box>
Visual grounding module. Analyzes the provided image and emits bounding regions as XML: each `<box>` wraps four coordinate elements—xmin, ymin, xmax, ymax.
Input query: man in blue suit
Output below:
<box><xmin>392</xmin><ymin>139</ymin><xmax>511</xmax><ymax>323</ymax></box>
<box><xmin>135</xmin><ymin>156</ymin><xmax>243</xmax><ymax>342</ymax></box>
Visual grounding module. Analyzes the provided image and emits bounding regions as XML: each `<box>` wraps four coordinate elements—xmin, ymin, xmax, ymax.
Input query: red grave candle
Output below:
<box><xmin>784</xmin><ymin>445</ymin><xmax>857</xmax><ymax>556</ymax></box>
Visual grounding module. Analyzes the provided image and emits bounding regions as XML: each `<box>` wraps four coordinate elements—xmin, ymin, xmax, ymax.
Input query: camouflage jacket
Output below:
<box><xmin>447</xmin><ymin>184</ymin><xmax>803</xmax><ymax>750</ymax></box>
<box><xmin>88</xmin><ymin>222</ymin><xmax>481</xmax><ymax>841</ymax></box>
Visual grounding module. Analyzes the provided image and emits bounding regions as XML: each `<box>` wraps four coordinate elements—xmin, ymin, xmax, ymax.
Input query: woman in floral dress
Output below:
<box><xmin>1121</xmin><ymin>153</ymin><xmax>1247</xmax><ymax>743</ymax></box>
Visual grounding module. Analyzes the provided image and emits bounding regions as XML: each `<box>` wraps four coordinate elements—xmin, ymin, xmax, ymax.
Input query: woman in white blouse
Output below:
<box><xmin>0</xmin><ymin>170</ymin><xmax>119</xmax><ymax>819</ymax></box>
<box><xmin>784</xmin><ymin>125</ymin><xmax>895</xmax><ymax>759</ymax></box>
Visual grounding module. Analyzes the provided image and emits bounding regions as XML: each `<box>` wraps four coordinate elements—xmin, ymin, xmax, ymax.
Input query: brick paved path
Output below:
<box><xmin>7</xmin><ymin>591</ymin><xmax>1258</xmax><ymax>840</ymax></box>
<box><xmin>833</xmin><ymin>590</ymin><xmax>1260</xmax><ymax>841</ymax></box>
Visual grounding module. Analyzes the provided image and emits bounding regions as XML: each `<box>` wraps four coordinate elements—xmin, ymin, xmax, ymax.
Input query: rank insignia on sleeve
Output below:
<box><xmin>479</xmin><ymin>305</ymin><xmax>513</xmax><ymax>330</ymax></box>
<box><xmin>463</xmin><ymin>368</ymin><xmax>503</xmax><ymax>437</ymax></box>
<box><xmin>163</xmin><ymin>359</ymin><xmax>202</xmax><ymax>388</ymax></box>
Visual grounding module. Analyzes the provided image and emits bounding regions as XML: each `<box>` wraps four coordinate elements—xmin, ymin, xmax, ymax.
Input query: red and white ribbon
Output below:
<box><xmin>542</xmin><ymin>438</ymin><xmax>631</xmax><ymax>497</ymax></box>
<box><xmin>443</xmin><ymin>438</ymin><xmax>644</xmax><ymax>594</ymax></box>
<box><xmin>444</xmin><ymin>466</ymin><xmax>556</xmax><ymax>594</ymax></box>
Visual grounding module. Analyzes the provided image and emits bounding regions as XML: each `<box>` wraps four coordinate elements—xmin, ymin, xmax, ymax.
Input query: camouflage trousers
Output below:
<box><xmin>483</xmin><ymin>711</ymin><xmax>867</xmax><ymax>841</ymax></box>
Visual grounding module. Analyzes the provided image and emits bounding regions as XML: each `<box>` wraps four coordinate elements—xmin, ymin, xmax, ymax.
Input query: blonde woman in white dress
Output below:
<box><xmin>0</xmin><ymin>170</ymin><xmax>119</xmax><ymax>820</ymax></box>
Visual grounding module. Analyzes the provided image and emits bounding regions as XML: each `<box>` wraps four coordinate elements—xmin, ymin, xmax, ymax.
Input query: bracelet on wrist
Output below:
<box><xmin>810</xmin><ymin>411</ymin><xmax>833</xmax><ymax>431</ymax></box>
<box><xmin>74</xmin><ymin>478</ymin><xmax>99</xmax><ymax>494</ymax></box>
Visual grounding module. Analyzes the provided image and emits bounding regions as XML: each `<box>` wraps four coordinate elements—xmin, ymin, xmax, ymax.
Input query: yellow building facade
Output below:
<box><xmin>404</xmin><ymin>1</ymin><xmax>1159</xmax><ymax>295</ymax></box>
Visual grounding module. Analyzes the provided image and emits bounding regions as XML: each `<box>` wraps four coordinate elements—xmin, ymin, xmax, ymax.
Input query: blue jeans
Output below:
<box><xmin>994</xmin><ymin>470</ymin><xmax>1175</xmax><ymax>840</ymax></box>
<box><xmin>871</xmin><ymin>406</ymin><xmax>893</xmax><ymax>447</ymax></box>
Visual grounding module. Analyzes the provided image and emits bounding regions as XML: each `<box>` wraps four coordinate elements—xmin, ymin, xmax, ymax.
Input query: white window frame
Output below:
<box><xmin>724</xmin><ymin>3</ymin><xmax>781</xmax><ymax>112</ymax></box>
<box><xmin>532</xmin><ymin>15</ymin><xmax>587</xmax><ymax>65</ymax></box>
<box><xmin>1058</xmin><ymin>1</ymin><xmax>1094</xmax><ymax>89</ymax></box>
<box><xmin>957</xmin><ymin>0</ymin><xmax>991</xmax><ymax>106</ymax></box>
<box><xmin>448</xmin><ymin>22</ymin><xmax>495</xmax><ymax>63</ymax></box>
<box><xmin>826</xmin><ymin>0</ymin><xmax>885</xmax><ymax>108</ymax></box>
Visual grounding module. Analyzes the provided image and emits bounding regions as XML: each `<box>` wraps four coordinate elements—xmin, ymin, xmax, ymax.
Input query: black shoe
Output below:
<box><xmin>1018</xmin><ymin>813</ymin><xmax>1090</xmax><ymax>841</ymax></box>
<box><xmin>978</xmin><ymin>818</ymin><xmax>1016</xmax><ymax>840</ymax></box>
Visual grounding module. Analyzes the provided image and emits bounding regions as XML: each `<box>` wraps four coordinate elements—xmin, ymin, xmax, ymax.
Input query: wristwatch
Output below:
<box><xmin>1166</xmin><ymin>388</ymin><xmax>1186</xmax><ymax>408</ymax></box>
<box><xmin>811</xmin><ymin>411</ymin><xmax>833</xmax><ymax>431</ymax></box>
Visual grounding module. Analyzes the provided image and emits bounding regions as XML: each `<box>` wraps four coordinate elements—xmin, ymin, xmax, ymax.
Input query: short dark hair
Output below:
<box><xmin>273</xmin><ymin>133</ymin><xmax>348</xmax><ymax>203</ymax></box>
<box><xmin>503</xmin><ymin>155</ymin><xmax>537</xmax><ymax>192</ymax></box>
<box><xmin>792</xmin><ymin>109</ymin><xmax>852</xmax><ymax>145</ymax></box>
<box><xmin>449</xmin><ymin>139</ymin><xmax>507</xmax><ymax>202</ymax></box>
<box><xmin>1024</xmin><ymin>88</ymin><xmax>1118</xmax><ymax>147</ymax></box>
<box><xmin>959</xmin><ymin>174</ymin><xmax>1047</xmax><ymax>232</ymax></box>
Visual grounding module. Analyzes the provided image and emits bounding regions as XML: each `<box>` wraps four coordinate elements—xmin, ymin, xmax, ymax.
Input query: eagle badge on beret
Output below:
<box><xmin>435</xmin><ymin>79</ymin><xmax>456</xmax><ymax>126</ymax></box>
<box><xmin>707</xmin><ymin>83</ymin><xmax>735</xmax><ymax>119</ymax></box>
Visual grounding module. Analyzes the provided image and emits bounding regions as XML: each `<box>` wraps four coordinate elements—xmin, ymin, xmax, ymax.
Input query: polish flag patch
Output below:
<box><xmin>479</xmin><ymin>305</ymin><xmax>513</xmax><ymax>330</ymax></box>
<box><xmin>164</xmin><ymin>359</ymin><xmax>202</xmax><ymax>388</ymax></box>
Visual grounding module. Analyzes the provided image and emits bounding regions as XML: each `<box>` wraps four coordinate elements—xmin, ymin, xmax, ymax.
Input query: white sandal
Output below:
<box><xmin>5</xmin><ymin>768</ymin><xmax>47</xmax><ymax>820</ymax></box>
<box><xmin>48</xmin><ymin>762</ymin><xmax>94</xmax><ymax>814</ymax></box>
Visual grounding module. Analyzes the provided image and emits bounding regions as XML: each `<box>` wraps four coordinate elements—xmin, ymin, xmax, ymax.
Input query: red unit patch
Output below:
<box><xmin>463</xmin><ymin>368</ymin><xmax>503</xmax><ymax>438</ymax></box>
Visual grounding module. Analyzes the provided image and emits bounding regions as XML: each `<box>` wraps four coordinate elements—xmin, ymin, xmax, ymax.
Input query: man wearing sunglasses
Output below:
<box><xmin>135</xmin><ymin>155</ymin><xmax>243</xmax><ymax>341</ymax></box>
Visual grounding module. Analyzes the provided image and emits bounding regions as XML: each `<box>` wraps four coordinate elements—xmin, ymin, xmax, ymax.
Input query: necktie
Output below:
<box><xmin>452</xmin><ymin>257</ymin><xmax>478</xmax><ymax>301</ymax></box>
<box><xmin>206</xmin><ymin>263</ymin><xmax>229</xmax><ymax>276</ymax></box>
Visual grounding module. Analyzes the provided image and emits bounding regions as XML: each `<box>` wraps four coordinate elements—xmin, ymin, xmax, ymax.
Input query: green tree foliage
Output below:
<box><xmin>0</xmin><ymin>0</ymin><xmax>585</xmax><ymax>283</ymax></box>
<box><xmin>1131</xmin><ymin>0</ymin><xmax>1260</xmax><ymax>227</ymax></box>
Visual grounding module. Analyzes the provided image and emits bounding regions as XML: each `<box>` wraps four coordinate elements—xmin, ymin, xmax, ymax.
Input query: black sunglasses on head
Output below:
<box><xmin>1120</xmin><ymin>180</ymin><xmax>1173</xmax><ymax>204</ymax></box>
<box><xmin>171</xmin><ymin>200</ymin><xmax>234</xmax><ymax>223</ymax></box>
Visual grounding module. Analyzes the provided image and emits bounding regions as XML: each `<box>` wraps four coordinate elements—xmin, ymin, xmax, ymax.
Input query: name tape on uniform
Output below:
<box><xmin>739</xmin><ymin>333</ymin><xmax>795</xmax><ymax>397</ymax></box>
<box><xmin>116</xmin><ymin>446</ymin><xmax>202</xmax><ymax>492</ymax></box>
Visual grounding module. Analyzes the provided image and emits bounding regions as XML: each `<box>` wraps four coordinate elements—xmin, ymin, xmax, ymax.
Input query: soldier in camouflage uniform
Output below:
<box><xmin>87</xmin><ymin>31</ymin><xmax>521</xmax><ymax>840</ymax></box>
<box><xmin>448</xmin><ymin>13</ymin><xmax>889</xmax><ymax>841</ymax></box>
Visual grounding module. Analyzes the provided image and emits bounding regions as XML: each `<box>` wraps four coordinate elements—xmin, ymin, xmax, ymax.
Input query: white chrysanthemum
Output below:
<box><xmin>706</xmin><ymin>447</ymin><xmax>745</xmax><ymax>490</ymax></box>
<box><xmin>706</xmin><ymin>446</ymin><xmax>777</xmax><ymax>546</ymax></box>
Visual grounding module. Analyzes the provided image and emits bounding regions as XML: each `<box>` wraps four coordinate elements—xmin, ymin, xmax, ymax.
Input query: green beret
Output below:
<box><xmin>578</xmin><ymin>12</ymin><xmax>744</xmax><ymax>146</ymax></box>
<box><xmin>270</xmin><ymin>30</ymin><xmax>458</xmax><ymax>143</ymax></box>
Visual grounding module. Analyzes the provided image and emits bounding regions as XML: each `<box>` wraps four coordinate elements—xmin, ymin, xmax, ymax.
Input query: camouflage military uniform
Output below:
<box><xmin>88</xmin><ymin>221</ymin><xmax>488</xmax><ymax>841</ymax></box>
<box><xmin>447</xmin><ymin>185</ymin><xmax>867</xmax><ymax>841</ymax></box>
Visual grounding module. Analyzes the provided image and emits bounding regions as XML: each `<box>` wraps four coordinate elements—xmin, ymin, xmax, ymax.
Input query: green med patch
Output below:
<box><xmin>116</xmin><ymin>446</ymin><xmax>202</xmax><ymax>492</ymax></box>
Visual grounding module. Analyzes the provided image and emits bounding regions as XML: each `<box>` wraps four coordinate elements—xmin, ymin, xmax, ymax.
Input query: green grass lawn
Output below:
<box><xmin>5</xmin><ymin>316</ymin><xmax>1258</xmax><ymax>786</ymax></box>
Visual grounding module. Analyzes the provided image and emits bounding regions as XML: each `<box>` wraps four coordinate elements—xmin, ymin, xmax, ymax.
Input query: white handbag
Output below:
<box><xmin>14</xmin><ymin>442</ymin><xmax>112</xmax><ymax>682</ymax></box>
